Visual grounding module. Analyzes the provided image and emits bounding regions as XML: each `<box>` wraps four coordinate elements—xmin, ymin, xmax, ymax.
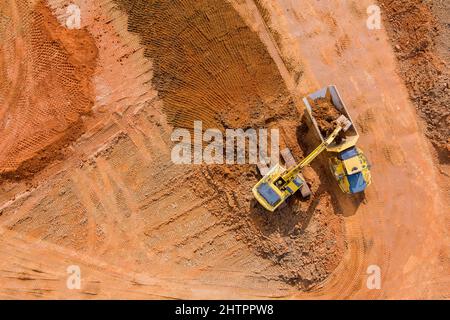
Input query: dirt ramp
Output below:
<box><xmin>0</xmin><ymin>1</ymin><xmax>97</xmax><ymax>180</ymax></box>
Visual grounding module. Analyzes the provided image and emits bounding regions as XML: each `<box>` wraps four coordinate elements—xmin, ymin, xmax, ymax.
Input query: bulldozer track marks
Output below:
<box><xmin>0</xmin><ymin>0</ymin><xmax>447</xmax><ymax>299</ymax></box>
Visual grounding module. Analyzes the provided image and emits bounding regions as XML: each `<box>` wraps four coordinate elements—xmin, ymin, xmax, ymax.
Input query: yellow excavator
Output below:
<box><xmin>252</xmin><ymin>115</ymin><xmax>351</xmax><ymax>212</ymax></box>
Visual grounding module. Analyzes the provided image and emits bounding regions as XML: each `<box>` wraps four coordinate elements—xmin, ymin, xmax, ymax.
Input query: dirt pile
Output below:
<box><xmin>311</xmin><ymin>97</ymin><xmax>341</xmax><ymax>137</ymax></box>
<box><xmin>310</xmin><ymin>94</ymin><xmax>346</xmax><ymax>144</ymax></box>
<box><xmin>0</xmin><ymin>0</ymin><xmax>97</xmax><ymax>180</ymax></box>
<box><xmin>114</xmin><ymin>0</ymin><xmax>345</xmax><ymax>289</ymax></box>
<box><xmin>379</xmin><ymin>0</ymin><xmax>450</xmax><ymax>162</ymax></box>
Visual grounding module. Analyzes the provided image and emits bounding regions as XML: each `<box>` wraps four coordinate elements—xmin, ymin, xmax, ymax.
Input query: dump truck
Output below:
<box><xmin>252</xmin><ymin>85</ymin><xmax>372</xmax><ymax>212</ymax></box>
<box><xmin>303</xmin><ymin>85</ymin><xmax>372</xmax><ymax>194</ymax></box>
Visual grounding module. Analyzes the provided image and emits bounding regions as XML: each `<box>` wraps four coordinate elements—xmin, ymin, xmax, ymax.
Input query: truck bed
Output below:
<box><xmin>302</xmin><ymin>85</ymin><xmax>359</xmax><ymax>153</ymax></box>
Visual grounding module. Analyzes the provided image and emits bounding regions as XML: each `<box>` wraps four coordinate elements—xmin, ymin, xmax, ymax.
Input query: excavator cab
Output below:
<box><xmin>253</xmin><ymin>164</ymin><xmax>306</xmax><ymax>212</ymax></box>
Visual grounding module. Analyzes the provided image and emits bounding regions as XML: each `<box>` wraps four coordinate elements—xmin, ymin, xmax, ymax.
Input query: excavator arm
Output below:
<box><xmin>281</xmin><ymin>125</ymin><xmax>344</xmax><ymax>182</ymax></box>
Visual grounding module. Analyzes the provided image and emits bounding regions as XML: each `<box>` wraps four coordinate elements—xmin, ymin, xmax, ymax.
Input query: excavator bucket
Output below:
<box><xmin>336</xmin><ymin>115</ymin><xmax>352</xmax><ymax>132</ymax></box>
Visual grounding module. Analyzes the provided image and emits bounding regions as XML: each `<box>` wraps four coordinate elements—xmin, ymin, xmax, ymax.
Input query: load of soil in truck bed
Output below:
<box><xmin>310</xmin><ymin>95</ymin><xmax>346</xmax><ymax>143</ymax></box>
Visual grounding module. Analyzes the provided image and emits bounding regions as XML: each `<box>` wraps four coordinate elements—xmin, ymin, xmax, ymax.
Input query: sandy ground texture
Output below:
<box><xmin>0</xmin><ymin>0</ymin><xmax>448</xmax><ymax>299</ymax></box>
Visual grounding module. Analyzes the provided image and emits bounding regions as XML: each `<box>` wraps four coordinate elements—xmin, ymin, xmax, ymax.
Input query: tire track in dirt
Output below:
<box><xmin>69</xmin><ymin>170</ymin><xmax>102</xmax><ymax>254</ymax></box>
<box><xmin>7</xmin><ymin>0</ymin><xmax>445</xmax><ymax>299</ymax></box>
<box><xmin>0</xmin><ymin>0</ymin><xmax>98</xmax><ymax>181</ymax></box>
<box><xmin>0</xmin><ymin>226</ymin><xmax>211</xmax><ymax>299</ymax></box>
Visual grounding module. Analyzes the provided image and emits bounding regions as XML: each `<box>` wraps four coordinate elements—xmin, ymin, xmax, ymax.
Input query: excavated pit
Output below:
<box><xmin>114</xmin><ymin>0</ymin><xmax>345</xmax><ymax>289</ymax></box>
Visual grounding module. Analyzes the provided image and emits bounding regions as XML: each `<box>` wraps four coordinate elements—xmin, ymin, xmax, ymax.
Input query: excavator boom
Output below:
<box><xmin>281</xmin><ymin>125</ymin><xmax>343</xmax><ymax>182</ymax></box>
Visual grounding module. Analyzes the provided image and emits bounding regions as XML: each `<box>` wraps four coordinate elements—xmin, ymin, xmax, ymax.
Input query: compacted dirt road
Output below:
<box><xmin>0</xmin><ymin>0</ymin><xmax>448</xmax><ymax>299</ymax></box>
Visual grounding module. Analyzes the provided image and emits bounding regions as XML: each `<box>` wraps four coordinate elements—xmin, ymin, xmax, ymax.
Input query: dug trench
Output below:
<box><xmin>114</xmin><ymin>0</ymin><xmax>351</xmax><ymax>289</ymax></box>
